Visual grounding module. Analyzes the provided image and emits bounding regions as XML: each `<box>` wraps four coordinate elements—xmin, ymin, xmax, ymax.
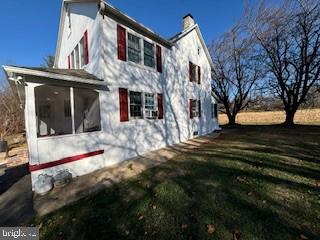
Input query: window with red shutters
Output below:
<box><xmin>189</xmin><ymin>99</ymin><xmax>193</xmax><ymax>119</ymax></box>
<box><xmin>198</xmin><ymin>66</ymin><xmax>201</xmax><ymax>84</ymax></box>
<box><xmin>84</xmin><ymin>30</ymin><xmax>89</xmax><ymax>65</ymax></box>
<box><xmin>117</xmin><ymin>25</ymin><xmax>127</xmax><ymax>61</ymax></box>
<box><xmin>157</xmin><ymin>93</ymin><xmax>163</xmax><ymax>119</ymax></box>
<box><xmin>156</xmin><ymin>45</ymin><xmax>162</xmax><ymax>73</ymax></box>
<box><xmin>119</xmin><ymin>88</ymin><xmax>129</xmax><ymax>122</ymax></box>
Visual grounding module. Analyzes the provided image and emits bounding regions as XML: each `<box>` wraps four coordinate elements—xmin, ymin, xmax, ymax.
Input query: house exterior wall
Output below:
<box><xmin>56</xmin><ymin>2</ymin><xmax>102</xmax><ymax>77</ymax></box>
<box><xmin>27</xmin><ymin>3</ymin><xmax>219</xmax><ymax>189</ymax></box>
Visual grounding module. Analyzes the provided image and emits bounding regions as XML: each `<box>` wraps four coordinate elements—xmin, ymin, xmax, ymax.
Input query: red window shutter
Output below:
<box><xmin>198</xmin><ymin>100</ymin><xmax>201</xmax><ymax>117</ymax></box>
<box><xmin>68</xmin><ymin>55</ymin><xmax>71</xmax><ymax>69</ymax></box>
<box><xmin>157</xmin><ymin>93</ymin><xmax>163</xmax><ymax>119</ymax></box>
<box><xmin>117</xmin><ymin>25</ymin><xmax>127</xmax><ymax>61</ymax></box>
<box><xmin>156</xmin><ymin>45</ymin><xmax>162</xmax><ymax>73</ymax></box>
<box><xmin>189</xmin><ymin>99</ymin><xmax>193</xmax><ymax>119</ymax></box>
<box><xmin>198</xmin><ymin>66</ymin><xmax>201</xmax><ymax>84</ymax></box>
<box><xmin>119</xmin><ymin>88</ymin><xmax>129</xmax><ymax>122</ymax></box>
<box><xmin>189</xmin><ymin>62</ymin><xmax>193</xmax><ymax>81</ymax></box>
<box><xmin>84</xmin><ymin>30</ymin><xmax>89</xmax><ymax>64</ymax></box>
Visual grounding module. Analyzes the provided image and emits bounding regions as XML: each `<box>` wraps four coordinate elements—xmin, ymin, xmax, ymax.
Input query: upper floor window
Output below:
<box><xmin>128</xmin><ymin>33</ymin><xmax>141</xmax><ymax>63</ymax></box>
<box><xmin>117</xmin><ymin>25</ymin><xmax>162</xmax><ymax>73</ymax></box>
<box><xmin>67</xmin><ymin>8</ymin><xmax>72</xmax><ymax>37</ymax></box>
<box><xmin>189</xmin><ymin>62</ymin><xmax>201</xmax><ymax>84</ymax></box>
<box><xmin>68</xmin><ymin>31</ymin><xmax>89</xmax><ymax>69</ymax></box>
<box><xmin>144</xmin><ymin>41</ymin><xmax>155</xmax><ymax>68</ymax></box>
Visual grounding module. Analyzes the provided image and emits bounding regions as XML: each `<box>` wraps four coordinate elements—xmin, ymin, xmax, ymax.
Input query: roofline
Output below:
<box><xmin>170</xmin><ymin>24</ymin><xmax>214</xmax><ymax>68</ymax></box>
<box><xmin>2</xmin><ymin>65</ymin><xmax>108</xmax><ymax>87</ymax></box>
<box><xmin>99</xmin><ymin>1</ymin><xmax>173</xmax><ymax>48</ymax></box>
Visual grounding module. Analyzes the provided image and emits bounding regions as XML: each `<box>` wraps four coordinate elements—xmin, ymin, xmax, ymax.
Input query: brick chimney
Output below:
<box><xmin>183</xmin><ymin>14</ymin><xmax>195</xmax><ymax>30</ymax></box>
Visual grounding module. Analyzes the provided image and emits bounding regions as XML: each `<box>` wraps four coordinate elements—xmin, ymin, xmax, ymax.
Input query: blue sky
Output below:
<box><xmin>0</xmin><ymin>0</ymin><xmax>247</xmax><ymax>71</ymax></box>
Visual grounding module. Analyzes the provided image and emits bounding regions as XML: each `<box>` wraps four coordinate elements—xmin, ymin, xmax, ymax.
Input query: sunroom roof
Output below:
<box><xmin>2</xmin><ymin>65</ymin><xmax>108</xmax><ymax>88</ymax></box>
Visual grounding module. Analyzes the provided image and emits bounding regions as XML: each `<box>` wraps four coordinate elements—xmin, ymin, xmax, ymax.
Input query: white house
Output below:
<box><xmin>3</xmin><ymin>0</ymin><xmax>219</xmax><ymax>190</ymax></box>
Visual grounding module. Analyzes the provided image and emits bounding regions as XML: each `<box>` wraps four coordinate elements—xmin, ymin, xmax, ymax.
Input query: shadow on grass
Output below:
<box><xmin>36</xmin><ymin>125</ymin><xmax>320</xmax><ymax>240</ymax></box>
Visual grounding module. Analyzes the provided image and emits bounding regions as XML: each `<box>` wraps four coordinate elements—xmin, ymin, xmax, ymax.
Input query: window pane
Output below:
<box><xmin>74</xmin><ymin>88</ymin><xmax>101</xmax><ymax>133</ymax></box>
<box><xmin>70</xmin><ymin>52</ymin><xmax>75</xmax><ymax>69</ymax></box>
<box><xmin>144</xmin><ymin>41</ymin><xmax>155</xmax><ymax>68</ymax></box>
<box><xmin>80</xmin><ymin>37</ymin><xmax>85</xmax><ymax>68</ymax></box>
<box><xmin>35</xmin><ymin>85</ymin><xmax>72</xmax><ymax>137</ymax></box>
<box><xmin>75</xmin><ymin>45</ymin><xmax>80</xmax><ymax>69</ymax></box>
<box><xmin>128</xmin><ymin>33</ymin><xmax>141</xmax><ymax>63</ymax></box>
<box><xmin>192</xmin><ymin>65</ymin><xmax>197</xmax><ymax>82</ymax></box>
<box><xmin>191</xmin><ymin>100</ymin><xmax>199</xmax><ymax>117</ymax></box>
<box><xmin>144</xmin><ymin>93</ymin><xmax>156</xmax><ymax>119</ymax></box>
<box><xmin>129</xmin><ymin>91</ymin><xmax>143</xmax><ymax>118</ymax></box>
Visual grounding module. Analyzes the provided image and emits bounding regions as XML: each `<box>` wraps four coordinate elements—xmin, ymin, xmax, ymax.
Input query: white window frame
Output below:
<box><xmin>144</xmin><ymin>93</ymin><xmax>157</xmax><ymax>119</ymax></box>
<box><xmin>67</xmin><ymin>8</ymin><xmax>72</xmax><ymax>38</ymax></box>
<box><xmin>127</xmin><ymin>90</ymin><xmax>159</xmax><ymax>120</ymax></box>
<box><xmin>191</xmin><ymin>99</ymin><xmax>200</xmax><ymax>118</ymax></box>
<box><xmin>125</xmin><ymin>28</ymin><xmax>157</xmax><ymax>70</ymax></box>
<box><xmin>69</xmin><ymin>35</ymin><xmax>86</xmax><ymax>69</ymax></box>
<box><xmin>143</xmin><ymin>40</ymin><xmax>155</xmax><ymax>68</ymax></box>
<box><xmin>191</xmin><ymin>63</ymin><xmax>199</xmax><ymax>83</ymax></box>
<box><xmin>129</xmin><ymin>91</ymin><xmax>143</xmax><ymax>119</ymax></box>
<box><xmin>127</xmin><ymin>32</ymin><xmax>142</xmax><ymax>64</ymax></box>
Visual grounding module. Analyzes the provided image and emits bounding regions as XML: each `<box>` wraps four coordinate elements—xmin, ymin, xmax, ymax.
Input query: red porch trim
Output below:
<box><xmin>29</xmin><ymin>150</ymin><xmax>104</xmax><ymax>172</ymax></box>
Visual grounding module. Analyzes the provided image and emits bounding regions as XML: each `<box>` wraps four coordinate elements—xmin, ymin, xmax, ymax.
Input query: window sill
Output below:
<box><xmin>125</xmin><ymin>60</ymin><xmax>160</xmax><ymax>74</ymax></box>
<box><xmin>37</xmin><ymin>130</ymin><xmax>102</xmax><ymax>141</ymax></box>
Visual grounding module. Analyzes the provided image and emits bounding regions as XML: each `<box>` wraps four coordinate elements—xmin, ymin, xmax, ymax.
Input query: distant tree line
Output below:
<box><xmin>210</xmin><ymin>0</ymin><xmax>320</xmax><ymax>125</ymax></box>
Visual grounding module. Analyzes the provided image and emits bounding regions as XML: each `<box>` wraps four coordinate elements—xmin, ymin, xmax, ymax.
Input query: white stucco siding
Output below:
<box><xmin>166</xmin><ymin>28</ymin><xmax>216</xmax><ymax>139</ymax></box>
<box><xmin>56</xmin><ymin>2</ymin><xmax>100</xmax><ymax>73</ymax></box>
<box><xmin>100</xmin><ymin>16</ymin><xmax>165</xmax><ymax>90</ymax></box>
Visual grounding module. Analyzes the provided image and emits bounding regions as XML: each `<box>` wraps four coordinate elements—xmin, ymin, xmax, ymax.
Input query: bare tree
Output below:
<box><xmin>247</xmin><ymin>0</ymin><xmax>320</xmax><ymax>125</ymax></box>
<box><xmin>0</xmin><ymin>81</ymin><xmax>24</xmax><ymax>140</ymax></box>
<box><xmin>210</xmin><ymin>24</ymin><xmax>264</xmax><ymax>125</ymax></box>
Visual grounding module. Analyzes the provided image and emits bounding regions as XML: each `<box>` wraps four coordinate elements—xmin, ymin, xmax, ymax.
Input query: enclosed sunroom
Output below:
<box><xmin>3</xmin><ymin>66</ymin><xmax>108</xmax><ymax>186</ymax></box>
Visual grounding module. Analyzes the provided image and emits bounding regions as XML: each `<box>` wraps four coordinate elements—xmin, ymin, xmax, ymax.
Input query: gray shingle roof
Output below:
<box><xmin>13</xmin><ymin>66</ymin><xmax>103</xmax><ymax>81</ymax></box>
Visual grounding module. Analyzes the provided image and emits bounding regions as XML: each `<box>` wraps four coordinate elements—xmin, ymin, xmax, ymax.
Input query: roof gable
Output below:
<box><xmin>170</xmin><ymin>24</ymin><xmax>214</xmax><ymax>68</ymax></box>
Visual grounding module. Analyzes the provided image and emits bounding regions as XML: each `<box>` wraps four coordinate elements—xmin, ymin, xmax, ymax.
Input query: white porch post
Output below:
<box><xmin>70</xmin><ymin>87</ymin><xmax>75</xmax><ymax>134</ymax></box>
<box><xmin>25</xmin><ymin>82</ymin><xmax>39</xmax><ymax>165</ymax></box>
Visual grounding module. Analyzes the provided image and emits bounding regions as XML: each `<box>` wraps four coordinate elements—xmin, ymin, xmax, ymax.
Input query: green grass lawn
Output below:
<box><xmin>34</xmin><ymin>125</ymin><xmax>320</xmax><ymax>240</ymax></box>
